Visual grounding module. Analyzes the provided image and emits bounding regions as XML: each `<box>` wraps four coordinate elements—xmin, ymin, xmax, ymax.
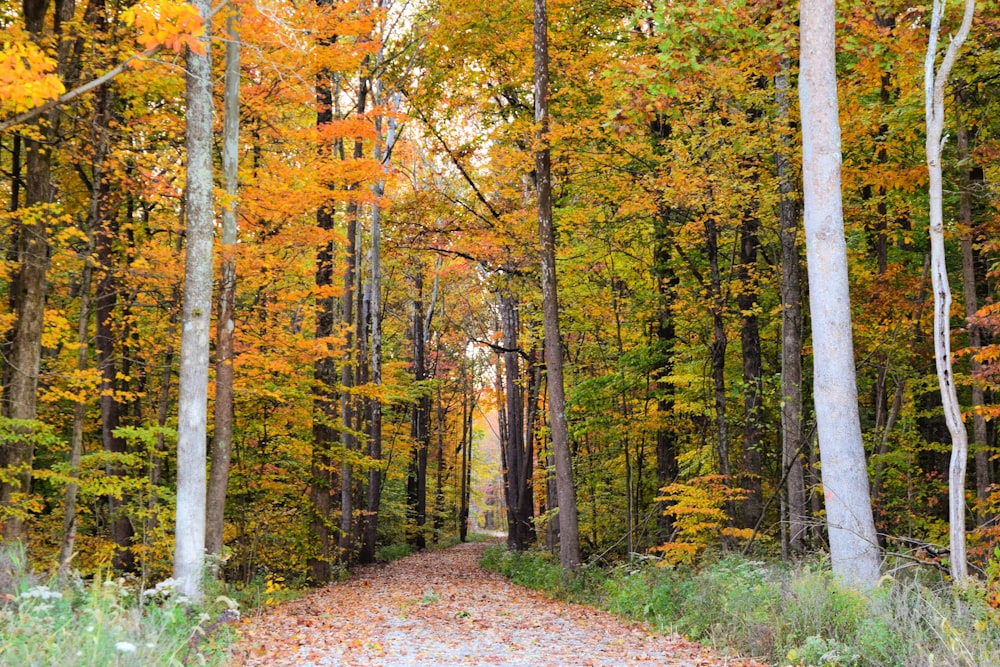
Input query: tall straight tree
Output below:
<box><xmin>799</xmin><ymin>0</ymin><xmax>881</xmax><ymax>589</ymax></box>
<box><xmin>206</xmin><ymin>4</ymin><xmax>241</xmax><ymax>563</ymax></box>
<box><xmin>173</xmin><ymin>0</ymin><xmax>214</xmax><ymax>600</ymax></box>
<box><xmin>534</xmin><ymin>0</ymin><xmax>579</xmax><ymax>570</ymax></box>
<box><xmin>924</xmin><ymin>0</ymin><xmax>975</xmax><ymax>584</ymax></box>
<box><xmin>0</xmin><ymin>0</ymin><xmax>73</xmax><ymax>543</ymax></box>
<box><xmin>776</xmin><ymin>61</ymin><xmax>807</xmax><ymax>555</ymax></box>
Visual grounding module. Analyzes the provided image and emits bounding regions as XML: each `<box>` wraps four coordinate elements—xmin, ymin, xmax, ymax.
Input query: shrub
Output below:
<box><xmin>375</xmin><ymin>543</ymin><xmax>415</xmax><ymax>563</ymax></box>
<box><xmin>482</xmin><ymin>544</ymin><xmax>1000</xmax><ymax>666</ymax></box>
<box><xmin>0</xmin><ymin>545</ymin><xmax>238</xmax><ymax>666</ymax></box>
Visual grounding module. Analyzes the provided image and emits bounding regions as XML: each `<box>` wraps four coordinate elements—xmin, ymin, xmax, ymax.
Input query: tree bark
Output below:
<box><xmin>58</xmin><ymin>242</ymin><xmax>93</xmax><ymax>576</ymax></box>
<box><xmin>800</xmin><ymin>0</ymin><xmax>881</xmax><ymax>589</ymax></box>
<box><xmin>309</xmin><ymin>77</ymin><xmax>337</xmax><ymax>583</ymax></box>
<box><xmin>173</xmin><ymin>0</ymin><xmax>215</xmax><ymax>600</ymax></box>
<box><xmin>705</xmin><ymin>215</ymin><xmax>734</xmax><ymax>523</ymax></box>
<box><xmin>923</xmin><ymin>0</ymin><xmax>975</xmax><ymax>584</ymax></box>
<box><xmin>408</xmin><ymin>271</ymin><xmax>429</xmax><ymax>549</ymax></box>
<box><xmin>206</xmin><ymin>7</ymin><xmax>241</xmax><ymax>564</ymax></box>
<box><xmin>955</xmin><ymin>96</ymin><xmax>991</xmax><ymax>526</ymax></box>
<box><xmin>0</xmin><ymin>0</ymin><xmax>63</xmax><ymax>543</ymax></box>
<box><xmin>534</xmin><ymin>0</ymin><xmax>580</xmax><ymax>570</ymax></box>
<box><xmin>776</xmin><ymin>63</ymin><xmax>807</xmax><ymax>555</ymax></box>
<box><xmin>738</xmin><ymin>209</ymin><xmax>764</xmax><ymax>529</ymax></box>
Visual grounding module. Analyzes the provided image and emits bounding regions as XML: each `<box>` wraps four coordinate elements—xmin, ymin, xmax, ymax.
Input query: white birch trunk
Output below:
<box><xmin>173</xmin><ymin>0</ymin><xmax>214</xmax><ymax>600</ymax></box>
<box><xmin>799</xmin><ymin>0</ymin><xmax>881</xmax><ymax>589</ymax></box>
<box><xmin>924</xmin><ymin>0</ymin><xmax>975</xmax><ymax>584</ymax></box>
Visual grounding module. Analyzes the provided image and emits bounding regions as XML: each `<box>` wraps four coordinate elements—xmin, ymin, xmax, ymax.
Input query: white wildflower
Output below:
<box><xmin>142</xmin><ymin>578</ymin><xmax>177</xmax><ymax>598</ymax></box>
<box><xmin>115</xmin><ymin>641</ymin><xmax>137</xmax><ymax>653</ymax></box>
<box><xmin>19</xmin><ymin>585</ymin><xmax>62</xmax><ymax>600</ymax></box>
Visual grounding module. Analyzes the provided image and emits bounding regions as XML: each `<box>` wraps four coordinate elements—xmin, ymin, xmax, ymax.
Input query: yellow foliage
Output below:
<box><xmin>0</xmin><ymin>40</ymin><xmax>65</xmax><ymax>114</ymax></box>
<box><xmin>653</xmin><ymin>475</ymin><xmax>750</xmax><ymax>565</ymax></box>
<box><xmin>121</xmin><ymin>0</ymin><xmax>206</xmax><ymax>55</ymax></box>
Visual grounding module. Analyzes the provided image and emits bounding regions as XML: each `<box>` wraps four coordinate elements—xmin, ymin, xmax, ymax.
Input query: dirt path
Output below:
<box><xmin>230</xmin><ymin>541</ymin><xmax>765</xmax><ymax>666</ymax></box>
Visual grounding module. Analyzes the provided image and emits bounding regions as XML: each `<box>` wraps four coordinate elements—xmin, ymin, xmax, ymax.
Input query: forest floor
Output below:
<box><xmin>229</xmin><ymin>540</ymin><xmax>767</xmax><ymax>667</ymax></box>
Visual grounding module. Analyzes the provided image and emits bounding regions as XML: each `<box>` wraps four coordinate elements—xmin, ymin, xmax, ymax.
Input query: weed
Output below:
<box><xmin>481</xmin><ymin>545</ymin><xmax>1000</xmax><ymax>666</ymax></box>
<box><xmin>376</xmin><ymin>543</ymin><xmax>415</xmax><ymax>563</ymax></box>
<box><xmin>0</xmin><ymin>544</ymin><xmax>239</xmax><ymax>666</ymax></box>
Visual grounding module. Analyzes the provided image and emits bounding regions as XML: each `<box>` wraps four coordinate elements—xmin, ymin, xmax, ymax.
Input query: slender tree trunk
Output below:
<box><xmin>923</xmin><ymin>0</ymin><xmax>975</xmax><ymax>584</ymax></box>
<box><xmin>339</xmin><ymin>200</ymin><xmax>358</xmax><ymax>559</ymax></box>
<box><xmin>522</xmin><ymin>347</ymin><xmax>539</xmax><ymax>546</ymax></box>
<box><xmin>776</xmin><ymin>63</ymin><xmax>807</xmax><ymax>555</ymax></box>
<box><xmin>800</xmin><ymin>0</ymin><xmax>881</xmax><ymax>589</ymax></box>
<box><xmin>434</xmin><ymin>385</ymin><xmax>446</xmax><ymax>539</ymax></box>
<box><xmin>458</xmin><ymin>358</ymin><xmax>471</xmax><ymax>542</ymax></box>
<box><xmin>173</xmin><ymin>0</ymin><xmax>215</xmax><ymax>599</ymax></box>
<box><xmin>361</xmin><ymin>197</ymin><xmax>384</xmax><ymax>564</ymax></box>
<box><xmin>534</xmin><ymin>0</ymin><xmax>579</xmax><ymax>570</ymax></box>
<box><xmin>206</xmin><ymin>9</ymin><xmax>241</xmax><ymax>563</ymax></box>
<box><xmin>705</xmin><ymin>215</ymin><xmax>734</xmax><ymax>523</ymax></box>
<box><xmin>956</xmin><ymin>99</ymin><xmax>991</xmax><ymax>525</ymax></box>
<box><xmin>408</xmin><ymin>272</ymin><xmax>430</xmax><ymax>549</ymax></box>
<box><xmin>738</xmin><ymin>209</ymin><xmax>764</xmax><ymax>529</ymax></box>
<box><xmin>652</xmin><ymin>208</ymin><xmax>678</xmax><ymax>540</ymax></box>
<box><xmin>91</xmin><ymin>105</ymin><xmax>134</xmax><ymax>571</ymax></box>
<box><xmin>58</xmin><ymin>245</ymin><xmax>93</xmax><ymax>576</ymax></box>
<box><xmin>499</xmin><ymin>293</ymin><xmax>529</xmax><ymax>550</ymax></box>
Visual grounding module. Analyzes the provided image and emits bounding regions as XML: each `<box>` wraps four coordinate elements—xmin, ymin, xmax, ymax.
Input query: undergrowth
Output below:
<box><xmin>0</xmin><ymin>544</ymin><xmax>240</xmax><ymax>666</ymax></box>
<box><xmin>481</xmin><ymin>545</ymin><xmax>1000</xmax><ymax>666</ymax></box>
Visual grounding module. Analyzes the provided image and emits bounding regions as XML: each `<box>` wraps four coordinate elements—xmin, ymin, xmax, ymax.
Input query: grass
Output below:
<box><xmin>0</xmin><ymin>544</ymin><xmax>239</xmax><ymax>666</ymax></box>
<box><xmin>481</xmin><ymin>545</ymin><xmax>1000</xmax><ymax>666</ymax></box>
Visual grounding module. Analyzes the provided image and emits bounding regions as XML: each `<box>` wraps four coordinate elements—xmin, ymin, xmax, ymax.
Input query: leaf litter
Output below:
<box><xmin>230</xmin><ymin>541</ymin><xmax>766</xmax><ymax>667</ymax></box>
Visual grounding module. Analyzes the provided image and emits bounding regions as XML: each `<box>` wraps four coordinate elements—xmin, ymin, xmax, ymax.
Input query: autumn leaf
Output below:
<box><xmin>0</xmin><ymin>41</ymin><xmax>65</xmax><ymax>113</ymax></box>
<box><xmin>121</xmin><ymin>0</ymin><xmax>207</xmax><ymax>55</ymax></box>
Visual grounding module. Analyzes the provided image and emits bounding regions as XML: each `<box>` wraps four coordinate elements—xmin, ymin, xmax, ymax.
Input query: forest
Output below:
<box><xmin>1</xmin><ymin>0</ymin><xmax>1000</xmax><ymax>608</ymax></box>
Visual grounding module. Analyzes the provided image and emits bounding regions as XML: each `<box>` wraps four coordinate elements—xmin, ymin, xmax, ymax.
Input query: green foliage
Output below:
<box><xmin>0</xmin><ymin>545</ymin><xmax>238</xmax><ymax>666</ymax></box>
<box><xmin>483</xmin><ymin>545</ymin><xmax>1000</xmax><ymax>666</ymax></box>
<box><xmin>375</xmin><ymin>543</ymin><xmax>414</xmax><ymax>563</ymax></box>
<box><xmin>479</xmin><ymin>545</ymin><xmax>564</xmax><ymax>593</ymax></box>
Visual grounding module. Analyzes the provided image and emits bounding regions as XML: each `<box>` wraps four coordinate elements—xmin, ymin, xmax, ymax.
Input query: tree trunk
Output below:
<box><xmin>955</xmin><ymin>98</ymin><xmax>991</xmax><ymax>526</ymax></box>
<box><xmin>705</xmin><ymin>215</ymin><xmax>734</xmax><ymax>523</ymax></box>
<box><xmin>58</xmin><ymin>243</ymin><xmax>93</xmax><ymax>576</ymax></box>
<box><xmin>309</xmin><ymin>78</ymin><xmax>337</xmax><ymax>583</ymax></box>
<box><xmin>738</xmin><ymin>209</ymin><xmax>763</xmax><ymax>529</ymax></box>
<box><xmin>173</xmin><ymin>0</ymin><xmax>215</xmax><ymax>600</ymax></box>
<box><xmin>652</xmin><ymin>208</ymin><xmax>678</xmax><ymax>540</ymax></box>
<box><xmin>206</xmin><ymin>9</ymin><xmax>241</xmax><ymax>564</ymax></box>
<box><xmin>776</xmin><ymin>63</ymin><xmax>807</xmax><ymax>555</ymax></box>
<box><xmin>408</xmin><ymin>271</ymin><xmax>430</xmax><ymax>549</ymax></box>
<box><xmin>0</xmin><ymin>0</ymin><xmax>62</xmax><ymax>542</ymax></box>
<box><xmin>923</xmin><ymin>0</ymin><xmax>975</xmax><ymax>584</ymax></box>
<box><xmin>434</xmin><ymin>385</ymin><xmax>446</xmax><ymax>540</ymax></box>
<box><xmin>499</xmin><ymin>293</ymin><xmax>530</xmax><ymax>550</ymax></box>
<box><xmin>458</xmin><ymin>358</ymin><xmax>472</xmax><ymax>542</ymax></box>
<box><xmin>800</xmin><ymin>0</ymin><xmax>881</xmax><ymax>589</ymax></box>
<box><xmin>534</xmin><ymin>0</ymin><xmax>580</xmax><ymax>570</ymax></box>
<box><xmin>361</xmin><ymin>192</ymin><xmax>384</xmax><ymax>564</ymax></box>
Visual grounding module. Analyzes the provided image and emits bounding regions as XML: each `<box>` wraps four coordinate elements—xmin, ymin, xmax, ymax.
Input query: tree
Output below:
<box><xmin>923</xmin><ymin>0</ymin><xmax>975</xmax><ymax>584</ymax></box>
<box><xmin>534</xmin><ymin>0</ymin><xmax>579</xmax><ymax>571</ymax></box>
<box><xmin>0</xmin><ymin>0</ymin><xmax>73</xmax><ymax>543</ymax></box>
<box><xmin>206</xmin><ymin>2</ymin><xmax>242</xmax><ymax>563</ymax></box>
<box><xmin>776</xmin><ymin>61</ymin><xmax>808</xmax><ymax>555</ymax></box>
<box><xmin>173</xmin><ymin>0</ymin><xmax>214</xmax><ymax>599</ymax></box>
<box><xmin>799</xmin><ymin>0</ymin><xmax>881</xmax><ymax>589</ymax></box>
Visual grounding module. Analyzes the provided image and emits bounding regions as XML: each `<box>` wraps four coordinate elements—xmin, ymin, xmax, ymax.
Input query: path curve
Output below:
<box><xmin>230</xmin><ymin>541</ymin><xmax>765</xmax><ymax>666</ymax></box>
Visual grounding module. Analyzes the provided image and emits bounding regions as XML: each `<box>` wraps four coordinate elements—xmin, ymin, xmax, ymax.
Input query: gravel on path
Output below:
<box><xmin>230</xmin><ymin>541</ymin><xmax>767</xmax><ymax>667</ymax></box>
